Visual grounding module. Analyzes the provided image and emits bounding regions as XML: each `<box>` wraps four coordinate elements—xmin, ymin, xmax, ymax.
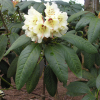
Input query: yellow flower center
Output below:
<box><xmin>47</xmin><ymin>7</ymin><xmax>55</xmax><ymax>16</ymax></box>
<box><xmin>48</xmin><ymin>18</ymin><xmax>54</xmax><ymax>28</ymax></box>
<box><xmin>33</xmin><ymin>17</ymin><xmax>38</xmax><ymax>25</ymax></box>
<box><xmin>39</xmin><ymin>25</ymin><xmax>47</xmax><ymax>37</ymax></box>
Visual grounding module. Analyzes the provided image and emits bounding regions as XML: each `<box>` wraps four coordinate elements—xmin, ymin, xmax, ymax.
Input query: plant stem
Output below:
<box><xmin>42</xmin><ymin>56</ymin><xmax>46</xmax><ymax>100</ymax></box>
<box><xmin>17</xmin><ymin>7</ymin><xmax>23</xmax><ymax>21</ymax></box>
<box><xmin>0</xmin><ymin>76</ymin><xmax>15</xmax><ymax>88</ymax></box>
<box><xmin>0</xmin><ymin>11</ymin><xmax>9</xmax><ymax>33</ymax></box>
<box><xmin>96</xmin><ymin>89</ymin><xmax>99</xmax><ymax>100</ymax></box>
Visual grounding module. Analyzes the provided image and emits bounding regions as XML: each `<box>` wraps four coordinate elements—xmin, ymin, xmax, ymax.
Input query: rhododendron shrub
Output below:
<box><xmin>0</xmin><ymin>0</ymin><xmax>98</xmax><ymax>99</ymax></box>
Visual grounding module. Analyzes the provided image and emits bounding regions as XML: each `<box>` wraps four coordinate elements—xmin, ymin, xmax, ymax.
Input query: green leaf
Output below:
<box><xmin>67</xmin><ymin>11</ymin><xmax>89</xmax><ymax>23</ymax></box>
<box><xmin>17</xmin><ymin>1</ymin><xmax>45</xmax><ymax>14</ymax></box>
<box><xmin>32</xmin><ymin>2</ymin><xmax>45</xmax><ymax>13</ymax></box>
<box><xmin>4</xmin><ymin>34</ymin><xmax>31</xmax><ymax>56</ymax></box>
<box><xmin>82</xmin><ymin>94</ymin><xmax>96</xmax><ymax>100</ymax></box>
<box><xmin>0</xmin><ymin>0</ymin><xmax>15</xmax><ymax>14</ymax></box>
<box><xmin>7</xmin><ymin>57</ymin><xmax>18</xmax><ymax>78</ymax></box>
<box><xmin>15</xmin><ymin>43</ymin><xmax>42</xmax><ymax>90</ymax></box>
<box><xmin>82</xmin><ymin>70</ymin><xmax>94</xmax><ymax>80</ymax></box>
<box><xmin>90</xmin><ymin>67</ymin><xmax>97</xmax><ymax>78</ymax></box>
<box><xmin>44</xmin><ymin>45</ymin><xmax>68</xmax><ymax>84</ymax></box>
<box><xmin>0</xmin><ymin>35</ymin><xmax>8</xmax><ymax>61</ymax></box>
<box><xmin>26</xmin><ymin>64</ymin><xmax>40</xmax><ymax>93</ymax></box>
<box><xmin>6</xmin><ymin>52</ymin><xmax>16</xmax><ymax>64</ymax></box>
<box><xmin>88</xmin><ymin>18</ymin><xmax>100</xmax><ymax>43</ymax></box>
<box><xmin>59</xmin><ymin>44</ymin><xmax>82</xmax><ymax>78</ymax></box>
<box><xmin>96</xmin><ymin>74</ymin><xmax>100</xmax><ymax>90</ymax></box>
<box><xmin>10</xmin><ymin>23</ymin><xmax>24</xmax><ymax>31</ymax></box>
<box><xmin>83</xmin><ymin>52</ymin><xmax>95</xmax><ymax>70</ymax></box>
<box><xmin>95</xmin><ymin>53</ymin><xmax>100</xmax><ymax>66</ymax></box>
<box><xmin>7</xmin><ymin>23</ymin><xmax>21</xmax><ymax>34</ymax></box>
<box><xmin>75</xmin><ymin>13</ymin><xmax>95</xmax><ymax>31</ymax></box>
<box><xmin>60</xmin><ymin>32</ymin><xmax>97</xmax><ymax>53</ymax></box>
<box><xmin>67</xmin><ymin>82</ymin><xmax>91</xmax><ymax>94</ymax></box>
<box><xmin>10</xmin><ymin>33</ymin><xmax>22</xmax><ymax>55</ymax></box>
<box><xmin>67</xmin><ymin>91</ymin><xmax>84</xmax><ymax>96</ymax></box>
<box><xmin>44</xmin><ymin>66</ymin><xmax>57</xmax><ymax>97</ymax></box>
<box><xmin>87</xmin><ymin>78</ymin><xmax>96</xmax><ymax>88</ymax></box>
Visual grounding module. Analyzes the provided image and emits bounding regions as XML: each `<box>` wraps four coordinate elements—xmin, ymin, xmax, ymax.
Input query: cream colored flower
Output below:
<box><xmin>50</xmin><ymin>26</ymin><xmax>68</xmax><ymax>37</ymax></box>
<box><xmin>22</xmin><ymin>2</ymin><xmax>68</xmax><ymax>43</ymax></box>
<box><xmin>28</xmin><ymin>6</ymin><xmax>42</xmax><ymax>17</ymax></box>
<box><xmin>22</xmin><ymin>13</ymin><xmax>43</xmax><ymax>32</ymax></box>
<box><xmin>57</xmin><ymin>12</ymin><xmax>68</xmax><ymax>27</ymax></box>
<box><xmin>44</xmin><ymin>2</ymin><xmax>60</xmax><ymax>17</ymax></box>
<box><xmin>34</xmin><ymin>23</ymin><xmax>50</xmax><ymax>39</ymax></box>
<box><xmin>44</xmin><ymin>17</ymin><xmax>59</xmax><ymax>30</ymax></box>
<box><xmin>25</xmin><ymin>30</ymin><xmax>42</xmax><ymax>43</ymax></box>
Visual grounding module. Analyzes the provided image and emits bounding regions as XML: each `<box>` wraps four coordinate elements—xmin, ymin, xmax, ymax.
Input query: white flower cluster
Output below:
<box><xmin>22</xmin><ymin>2</ymin><xmax>68</xmax><ymax>43</ymax></box>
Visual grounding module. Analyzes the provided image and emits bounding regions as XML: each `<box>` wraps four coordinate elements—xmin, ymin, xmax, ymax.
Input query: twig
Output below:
<box><xmin>17</xmin><ymin>7</ymin><xmax>23</xmax><ymax>21</ymax></box>
<box><xmin>0</xmin><ymin>76</ymin><xmax>15</xmax><ymax>89</ymax></box>
<box><xmin>0</xmin><ymin>11</ymin><xmax>9</xmax><ymax>33</ymax></box>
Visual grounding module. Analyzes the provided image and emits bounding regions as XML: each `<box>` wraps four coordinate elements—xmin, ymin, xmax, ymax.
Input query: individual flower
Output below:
<box><xmin>57</xmin><ymin>12</ymin><xmax>68</xmax><ymax>27</ymax></box>
<box><xmin>44</xmin><ymin>17</ymin><xmax>59</xmax><ymax>30</ymax></box>
<box><xmin>44</xmin><ymin>2</ymin><xmax>60</xmax><ymax>17</ymax></box>
<box><xmin>25</xmin><ymin>30</ymin><xmax>42</xmax><ymax>43</ymax></box>
<box><xmin>28</xmin><ymin>7</ymin><xmax>42</xmax><ymax>17</ymax></box>
<box><xmin>50</xmin><ymin>26</ymin><xmax>68</xmax><ymax>37</ymax></box>
<box><xmin>22</xmin><ymin>11</ymin><xmax>43</xmax><ymax>32</ymax></box>
<box><xmin>34</xmin><ymin>23</ymin><xmax>50</xmax><ymax>39</ymax></box>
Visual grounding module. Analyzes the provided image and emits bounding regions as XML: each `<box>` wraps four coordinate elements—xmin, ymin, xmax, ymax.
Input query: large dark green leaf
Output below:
<box><xmin>10</xmin><ymin>23</ymin><xmax>24</xmax><ymax>31</ymax></box>
<box><xmin>90</xmin><ymin>67</ymin><xmax>97</xmax><ymax>78</ymax></box>
<box><xmin>95</xmin><ymin>53</ymin><xmax>100</xmax><ymax>66</ymax></box>
<box><xmin>87</xmin><ymin>78</ymin><xmax>96</xmax><ymax>88</ymax></box>
<box><xmin>0</xmin><ymin>35</ymin><xmax>8</xmax><ymax>61</ymax></box>
<box><xmin>26</xmin><ymin>64</ymin><xmax>40</xmax><ymax>93</ymax></box>
<box><xmin>7</xmin><ymin>57</ymin><xmax>18</xmax><ymax>78</ymax></box>
<box><xmin>82</xmin><ymin>94</ymin><xmax>96</xmax><ymax>100</ymax></box>
<box><xmin>67</xmin><ymin>91</ymin><xmax>84</xmax><ymax>96</ymax></box>
<box><xmin>83</xmin><ymin>52</ymin><xmax>95</xmax><ymax>70</ymax></box>
<box><xmin>10</xmin><ymin>33</ymin><xmax>22</xmax><ymax>55</ymax></box>
<box><xmin>75</xmin><ymin>13</ymin><xmax>95</xmax><ymax>31</ymax></box>
<box><xmin>44</xmin><ymin>45</ymin><xmax>68</xmax><ymax>84</ymax></box>
<box><xmin>88</xmin><ymin>18</ymin><xmax>100</xmax><ymax>43</ymax></box>
<box><xmin>17</xmin><ymin>1</ymin><xmax>45</xmax><ymax>14</ymax></box>
<box><xmin>7</xmin><ymin>23</ymin><xmax>21</xmax><ymax>34</ymax></box>
<box><xmin>96</xmin><ymin>74</ymin><xmax>100</xmax><ymax>90</ymax></box>
<box><xmin>67</xmin><ymin>82</ymin><xmax>91</xmax><ymax>94</ymax></box>
<box><xmin>6</xmin><ymin>52</ymin><xmax>16</xmax><ymax>64</ymax></box>
<box><xmin>67</xmin><ymin>11</ymin><xmax>89</xmax><ymax>23</ymax></box>
<box><xmin>60</xmin><ymin>32</ymin><xmax>97</xmax><ymax>53</ymax></box>
<box><xmin>15</xmin><ymin>43</ymin><xmax>41</xmax><ymax>90</ymax></box>
<box><xmin>82</xmin><ymin>70</ymin><xmax>94</xmax><ymax>80</ymax></box>
<box><xmin>59</xmin><ymin>44</ymin><xmax>82</xmax><ymax>78</ymax></box>
<box><xmin>0</xmin><ymin>0</ymin><xmax>15</xmax><ymax>14</ymax></box>
<box><xmin>4</xmin><ymin>34</ymin><xmax>31</xmax><ymax>56</ymax></box>
<box><xmin>44</xmin><ymin>66</ymin><xmax>57</xmax><ymax>97</ymax></box>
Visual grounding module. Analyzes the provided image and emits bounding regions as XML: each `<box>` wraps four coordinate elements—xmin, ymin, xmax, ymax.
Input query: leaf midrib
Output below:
<box><xmin>18</xmin><ymin>44</ymin><xmax>39</xmax><ymax>85</ymax></box>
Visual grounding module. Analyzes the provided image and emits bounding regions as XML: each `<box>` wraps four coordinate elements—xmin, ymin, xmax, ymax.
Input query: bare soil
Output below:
<box><xmin>1</xmin><ymin>70</ymin><xmax>84</xmax><ymax>100</ymax></box>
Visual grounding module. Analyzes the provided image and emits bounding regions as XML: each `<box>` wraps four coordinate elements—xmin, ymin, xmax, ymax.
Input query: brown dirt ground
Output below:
<box><xmin>1</xmin><ymin>70</ymin><xmax>85</xmax><ymax>100</ymax></box>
